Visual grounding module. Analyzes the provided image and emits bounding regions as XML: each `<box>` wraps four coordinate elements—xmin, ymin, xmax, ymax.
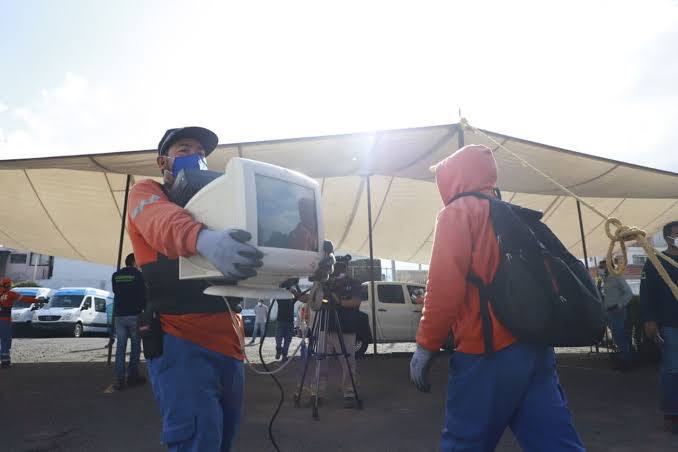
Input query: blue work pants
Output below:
<box><xmin>0</xmin><ymin>319</ymin><xmax>11</xmax><ymax>364</ymax></box>
<box><xmin>250</xmin><ymin>321</ymin><xmax>265</xmax><ymax>343</ymax></box>
<box><xmin>115</xmin><ymin>315</ymin><xmax>142</xmax><ymax>383</ymax></box>
<box><xmin>275</xmin><ymin>321</ymin><xmax>294</xmax><ymax>357</ymax></box>
<box><xmin>607</xmin><ymin>307</ymin><xmax>632</xmax><ymax>366</ymax></box>
<box><xmin>660</xmin><ymin>326</ymin><xmax>678</xmax><ymax>416</ymax></box>
<box><xmin>441</xmin><ymin>342</ymin><xmax>584</xmax><ymax>452</ymax></box>
<box><xmin>147</xmin><ymin>334</ymin><xmax>244</xmax><ymax>452</ymax></box>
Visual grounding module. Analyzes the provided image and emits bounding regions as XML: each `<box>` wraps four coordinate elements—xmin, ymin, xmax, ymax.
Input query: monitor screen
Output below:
<box><xmin>256</xmin><ymin>174</ymin><xmax>319</xmax><ymax>252</ymax></box>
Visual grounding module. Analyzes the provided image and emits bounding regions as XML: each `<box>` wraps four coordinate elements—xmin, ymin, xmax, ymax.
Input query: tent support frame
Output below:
<box><xmin>366</xmin><ymin>175</ymin><xmax>378</xmax><ymax>356</ymax></box>
<box><xmin>577</xmin><ymin>200</ymin><xmax>602</xmax><ymax>354</ymax></box>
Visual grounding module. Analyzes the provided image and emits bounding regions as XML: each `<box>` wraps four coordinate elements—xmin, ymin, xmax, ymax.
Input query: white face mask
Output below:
<box><xmin>670</xmin><ymin>236</ymin><xmax>678</xmax><ymax>247</ymax></box>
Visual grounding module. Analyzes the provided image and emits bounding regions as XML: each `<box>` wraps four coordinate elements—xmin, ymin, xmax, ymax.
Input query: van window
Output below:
<box><xmin>377</xmin><ymin>285</ymin><xmax>405</xmax><ymax>304</ymax></box>
<box><xmin>94</xmin><ymin>298</ymin><xmax>107</xmax><ymax>313</ymax></box>
<box><xmin>81</xmin><ymin>297</ymin><xmax>92</xmax><ymax>310</ymax></box>
<box><xmin>10</xmin><ymin>253</ymin><xmax>27</xmax><ymax>264</ymax></box>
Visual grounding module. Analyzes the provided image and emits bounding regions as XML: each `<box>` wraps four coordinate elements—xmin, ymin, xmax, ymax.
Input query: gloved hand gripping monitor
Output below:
<box><xmin>175</xmin><ymin>158</ymin><xmax>324</xmax><ymax>300</ymax></box>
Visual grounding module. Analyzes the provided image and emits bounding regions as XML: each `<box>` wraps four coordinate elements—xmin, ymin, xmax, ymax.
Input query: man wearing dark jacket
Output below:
<box><xmin>112</xmin><ymin>253</ymin><xmax>147</xmax><ymax>390</ymax></box>
<box><xmin>641</xmin><ymin>220</ymin><xmax>678</xmax><ymax>434</ymax></box>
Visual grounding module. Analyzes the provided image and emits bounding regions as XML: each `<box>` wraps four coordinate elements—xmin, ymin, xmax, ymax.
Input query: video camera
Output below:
<box><xmin>320</xmin><ymin>254</ymin><xmax>351</xmax><ymax>303</ymax></box>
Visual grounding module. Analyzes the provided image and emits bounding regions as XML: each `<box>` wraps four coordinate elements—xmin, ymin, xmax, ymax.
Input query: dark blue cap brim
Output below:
<box><xmin>158</xmin><ymin>127</ymin><xmax>219</xmax><ymax>156</ymax></box>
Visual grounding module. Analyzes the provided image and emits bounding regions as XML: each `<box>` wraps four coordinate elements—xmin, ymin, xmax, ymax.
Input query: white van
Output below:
<box><xmin>33</xmin><ymin>287</ymin><xmax>114</xmax><ymax>337</ymax></box>
<box><xmin>10</xmin><ymin>287</ymin><xmax>52</xmax><ymax>326</ymax></box>
<box><xmin>355</xmin><ymin>281</ymin><xmax>426</xmax><ymax>356</ymax></box>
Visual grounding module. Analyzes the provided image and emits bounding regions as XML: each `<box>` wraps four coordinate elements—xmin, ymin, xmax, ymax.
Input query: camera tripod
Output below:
<box><xmin>294</xmin><ymin>298</ymin><xmax>363</xmax><ymax>419</ymax></box>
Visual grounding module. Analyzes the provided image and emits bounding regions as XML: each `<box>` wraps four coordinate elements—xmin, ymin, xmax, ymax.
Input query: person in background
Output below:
<box><xmin>275</xmin><ymin>298</ymin><xmax>294</xmax><ymax>361</ymax></box>
<box><xmin>641</xmin><ymin>220</ymin><xmax>678</xmax><ymax>435</ymax></box>
<box><xmin>598</xmin><ymin>259</ymin><xmax>634</xmax><ymax>371</ymax></box>
<box><xmin>111</xmin><ymin>252</ymin><xmax>147</xmax><ymax>390</ymax></box>
<box><xmin>313</xmin><ymin>261</ymin><xmax>362</xmax><ymax>409</ymax></box>
<box><xmin>296</xmin><ymin>299</ymin><xmax>310</xmax><ymax>359</ymax></box>
<box><xmin>0</xmin><ymin>278</ymin><xmax>37</xmax><ymax>368</ymax></box>
<box><xmin>248</xmin><ymin>299</ymin><xmax>268</xmax><ymax>345</ymax></box>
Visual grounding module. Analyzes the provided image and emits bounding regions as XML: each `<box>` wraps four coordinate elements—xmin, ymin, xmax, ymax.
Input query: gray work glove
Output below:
<box><xmin>196</xmin><ymin>229</ymin><xmax>264</xmax><ymax>281</ymax></box>
<box><xmin>409</xmin><ymin>344</ymin><xmax>436</xmax><ymax>392</ymax></box>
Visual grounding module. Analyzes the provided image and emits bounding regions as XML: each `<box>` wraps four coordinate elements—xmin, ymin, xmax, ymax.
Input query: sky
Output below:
<box><xmin>1</xmin><ymin>0</ymin><xmax>678</xmax><ymax>172</ymax></box>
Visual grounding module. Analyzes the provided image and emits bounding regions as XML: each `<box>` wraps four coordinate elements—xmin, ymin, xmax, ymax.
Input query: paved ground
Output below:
<box><xmin>9</xmin><ymin>333</ymin><xmax>417</xmax><ymax>364</ymax></box>
<box><xmin>3</xmin><ymin>334</ymin><xmax>678</xmax><ymax>451</ymax></box>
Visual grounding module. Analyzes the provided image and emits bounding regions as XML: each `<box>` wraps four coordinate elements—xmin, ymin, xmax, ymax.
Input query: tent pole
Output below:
<box><xmin>366</xmin><ymin>175</ymin><xmax>378</xmax><ymax>356</ymax></box>
<box><xmin>109</xmin><ymin>174</ymin><xmax>132</xmax><ymax>367</ymax></box>
<box><xmin>116</xmin><ymin>175</ymin><xmax>133</xmax><ymax>271</ymax></box>
<box><xmin>577</xmin><ymin>200</ymin><xmax>600</xmax><ymax>354</ymax></box>
<box><xmin>576</xmin><ymin>200</ymin><xmax>590</xmax><ymax>269</ymax></box>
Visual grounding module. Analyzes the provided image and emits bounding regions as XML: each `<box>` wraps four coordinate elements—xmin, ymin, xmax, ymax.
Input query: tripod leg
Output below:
<box><xmin>332</xmin><ymin>308</ymin><xmax>362</xmax><ymax>409</ymax></box>
<box><xmin>295</xmin><ymin>309</ymin><xmax>320</xmax><ymax>408</ymax></box>
<box><xmin>312</xmin><ymin>308</ymin><xmax>328</xmax><ymax>420</ymax></box>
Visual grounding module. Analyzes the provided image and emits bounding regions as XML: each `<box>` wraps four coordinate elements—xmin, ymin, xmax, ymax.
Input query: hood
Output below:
<box><xmin>432</xmin><ymin>144</ymin><xmax>497</xmax><ymax>204</ymax></box>
<box><xmin>40</xmin><ymin>306</ymin><xmax>75</xmax><ymax>314</ymax></box>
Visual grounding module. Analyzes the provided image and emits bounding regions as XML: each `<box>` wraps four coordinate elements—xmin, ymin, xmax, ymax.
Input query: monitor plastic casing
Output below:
<box><xmin>179</xmin><ymin>157</ymin><xmax>324</xmax><ymax>299</ymax></box>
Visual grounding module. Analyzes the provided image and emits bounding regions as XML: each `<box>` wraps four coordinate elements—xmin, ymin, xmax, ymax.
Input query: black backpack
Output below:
<box><xmin>449</xmin><ymin>192</ymin><xmax>606</xmax><ymax>355</ymax></box>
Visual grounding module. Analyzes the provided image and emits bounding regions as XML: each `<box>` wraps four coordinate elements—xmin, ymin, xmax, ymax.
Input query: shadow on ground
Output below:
<box><xmin>1</xmin><ymin>353</ymin><xmax>677</xmax><ymax>451</ymax></box>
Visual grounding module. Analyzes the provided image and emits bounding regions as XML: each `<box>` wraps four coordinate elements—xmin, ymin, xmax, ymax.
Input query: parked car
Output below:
<box><xmin>32</xmin><ymin>287</ymin><xmax>114</xmax><ymax>337</ymax></box>
<box><xmin>10</xmin><ymin>287</ymin><xmax>52</xmax><ymax>328</ymax></box>
<box><xmin>355</xmin><ymin>281</ymin><xmax>428</xmax><ymax>357</ymax></box>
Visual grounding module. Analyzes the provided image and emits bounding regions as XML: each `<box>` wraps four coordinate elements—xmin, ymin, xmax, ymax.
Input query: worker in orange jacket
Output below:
<box><xmin>409</xmin><ymin>145</ymin><xmax>584</xmax><ymax>451</ymax></box>
<box><xmin>0</xmin><ymin>277</ymin><xmax>37</xmax><ymax>368</ymax></box>
<box><xmin>128</xmin><ymin>127</ymin><xmax>264</xmax><ymax>451</ymax></box>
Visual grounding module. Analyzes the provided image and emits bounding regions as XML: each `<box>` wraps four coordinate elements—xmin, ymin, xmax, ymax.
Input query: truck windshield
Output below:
<box><xmin>49</xmin><ymin>295</ymin><xmax>84</xmax><ymax>308</ymax></box>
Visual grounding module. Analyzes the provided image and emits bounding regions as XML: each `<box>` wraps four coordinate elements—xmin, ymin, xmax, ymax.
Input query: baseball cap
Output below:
<box><xmin>157</xmin><ymin>126</ymin><xmax>219</xmax><ymax>156</ymax></box>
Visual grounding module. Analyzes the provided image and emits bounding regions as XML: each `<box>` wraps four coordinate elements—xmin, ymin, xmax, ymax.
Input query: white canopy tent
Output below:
<box><xmin>1</xmin><ymin>123</ymin><xmax>677</xmax><ymax>269</ymax></box>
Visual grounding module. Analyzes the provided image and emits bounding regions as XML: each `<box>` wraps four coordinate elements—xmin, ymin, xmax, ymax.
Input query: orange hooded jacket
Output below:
<box><xmin>127</xmin><ymin>179</ymin><xmax>243</xmax><ymax>361</ymax></box>
<box><xmin>415</xmin><ymin>145</ymin><xmax>517</xmax><ymax>354</ymax></box>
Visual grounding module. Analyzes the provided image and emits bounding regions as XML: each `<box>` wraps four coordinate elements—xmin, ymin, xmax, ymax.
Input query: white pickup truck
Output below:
<box><xmin>354</xmin><ymin>281</ymin><xmax>427</xmax><ymax>356</ymax></box>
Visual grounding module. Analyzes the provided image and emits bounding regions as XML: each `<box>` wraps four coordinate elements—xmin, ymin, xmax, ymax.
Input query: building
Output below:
<box><xmin>40</xmin><ymin>256</ymin><xmax>116</xmax><ymax>291</ymax></box>
<box><xmin>0</xmin><ymin>248</ymin><xmax>53</xmax><ymax>281</ymax></box>
<box><xmin>0</xmin><ymin>247</ymin><xmax>115</xmax><ymax>291</ymax></box>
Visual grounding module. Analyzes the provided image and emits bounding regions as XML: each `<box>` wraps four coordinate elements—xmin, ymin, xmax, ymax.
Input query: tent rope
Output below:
<box><xmin>459</xmin><ymin>117</ymin><xmax>678</xmax><ymax>301</ymax></box>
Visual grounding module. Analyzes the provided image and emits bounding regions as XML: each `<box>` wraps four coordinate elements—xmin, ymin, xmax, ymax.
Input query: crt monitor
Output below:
<box><xmin>179</xmin><ymin>157</ymin><xmax>324</xmax><ymax>299</ymax></box>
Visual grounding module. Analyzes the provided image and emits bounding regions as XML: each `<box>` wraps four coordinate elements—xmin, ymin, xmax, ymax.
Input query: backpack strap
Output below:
<box><xmin>450</xmin><ymin>191</ymin><xmax>496</xmax><ymax>355</ymax></box>
<box><xmin>467</xmin><ymin>272</ymin><xmax>494</xmax><ymax>356</ymax></box>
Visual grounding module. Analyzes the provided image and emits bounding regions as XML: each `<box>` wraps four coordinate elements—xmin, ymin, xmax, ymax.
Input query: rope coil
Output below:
<box><xmin>460</xmin><ymin>118</ymin><xmax>678</xmax><ymax>301</ymax></box>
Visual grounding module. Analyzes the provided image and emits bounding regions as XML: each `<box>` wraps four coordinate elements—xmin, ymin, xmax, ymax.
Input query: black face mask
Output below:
<box><xmin>492</xmin><ymin>187</ymin><xmax>502</xmax><ymax>200</ymax></box>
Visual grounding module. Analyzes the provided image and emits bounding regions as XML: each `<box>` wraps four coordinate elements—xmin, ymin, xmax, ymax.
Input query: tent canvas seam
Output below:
<box><xmin>22</xmin><ymin>170</ymin><xmax>86</xmax><ymax>260</ymax></box>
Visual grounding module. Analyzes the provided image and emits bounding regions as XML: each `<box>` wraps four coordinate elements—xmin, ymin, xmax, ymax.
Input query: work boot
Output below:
<box><xmin>127</xmin><ymin>375</ymin><xmax>147</xmax><ymax>387</ymax></box>
<box><xmin>343</xmin><ymin>396</ymin><xmax>358</xmax><ymax>409</ymax></box>
<box><xmin>281</xmin><ymin>355</ymin><xmax>289</xmax><ymax>363</ymax></box>
<box><xmin>275</xmin><ymin>349</ymin><xmax>282</xmax><ymax>360</ymax></box>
